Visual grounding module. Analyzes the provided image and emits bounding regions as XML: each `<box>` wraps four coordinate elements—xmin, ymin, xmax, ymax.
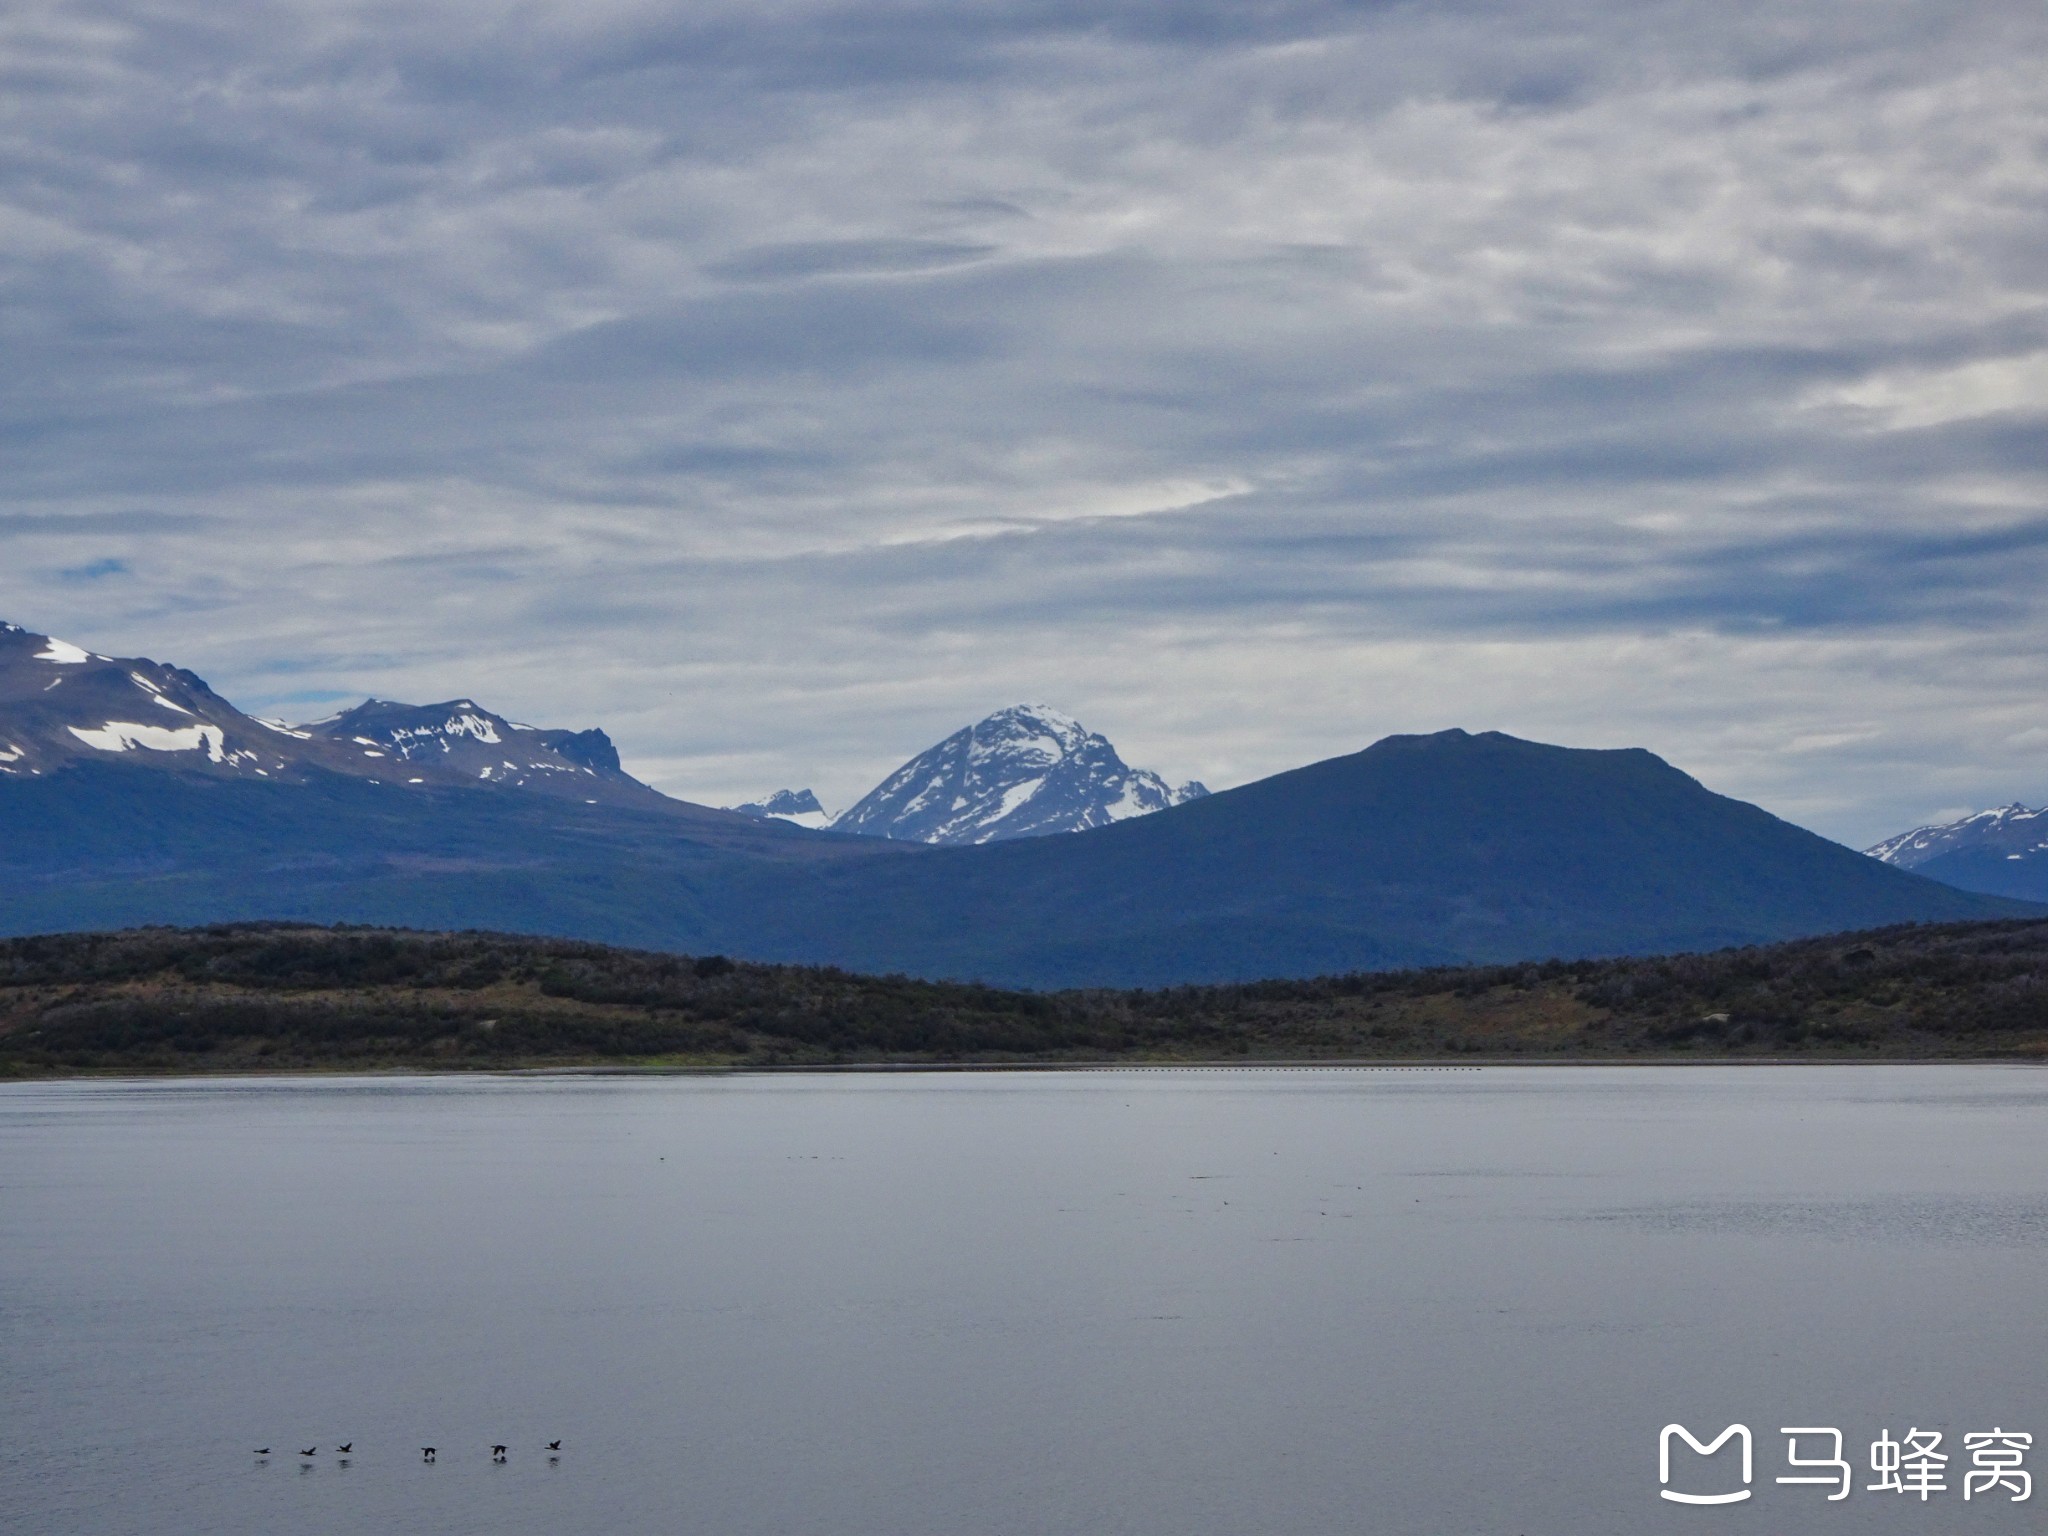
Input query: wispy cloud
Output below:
<box><xmin>705</xmin><ymin>238</ymin><xmax>1000</xmax><ymax>281</ymax></box>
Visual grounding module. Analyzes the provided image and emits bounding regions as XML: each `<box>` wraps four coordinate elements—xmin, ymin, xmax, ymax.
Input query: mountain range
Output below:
<box><xmin>0</xmin><ymin>619</ymin><xmax>2028</xmax><ymax>987</ymax></box>
<box><xmin>0</xmin><ymin>620</ymin><xmax>656</xmax><ymax>806</ymax></box>
<box><xmin>733</xmin><ymin>703</ymin><xmax>1207</xmax><ymax>844</ymax></box>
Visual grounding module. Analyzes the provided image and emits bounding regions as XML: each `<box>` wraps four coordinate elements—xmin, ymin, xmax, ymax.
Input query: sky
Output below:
<box><xmin>3</xmin><ymin>0</ymin><xmax>2045</xmax><ymax>846</ymax></box>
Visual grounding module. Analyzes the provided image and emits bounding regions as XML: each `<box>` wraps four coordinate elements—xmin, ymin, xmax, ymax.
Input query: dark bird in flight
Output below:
<box><xmin>546</xmin><ymin>1441</ymin><xmax>561</xmax><ymax>1451</ymax></box>
<box><xmin>421</xmin><ymin>1447</ymin><xmax>437</xmax><ymax>1462</ymax></box>
<box><xmin>335</xmin><ymin>1443</ymin><xmax>352</xmax><ymax>1454</ymax></box>
<box><xmin>492</xmin><ymin>1444</ymin><xmax>508</xmax><ymax>1460</ymax></box>
<box><xmin>253</xmin><ymin>1448</ymin><xmax>269</xmax><ymax>1456</ymax></box>
<box><xmin>299</xmin><ymin>1448</ymin><xmax>316</xmax><ymax>1457</ymax></box>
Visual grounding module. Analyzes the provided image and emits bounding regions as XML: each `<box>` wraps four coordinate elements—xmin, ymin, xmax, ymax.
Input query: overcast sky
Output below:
<box><xmin>4</xmin><ymin>0</ymin><xmax>2045</xmax><ymax>844</ymax></box>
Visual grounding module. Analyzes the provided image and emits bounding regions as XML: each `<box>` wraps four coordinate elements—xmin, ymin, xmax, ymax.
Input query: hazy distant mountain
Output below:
<box><xmin>730</xmin><ymin>788</ymin><xmax>834</xmax><ymax>830</ymax></box>
<box><xmin>831</xmin><ymin>704</ymin><xmax>1208</xmax><ymax>845</ymax></box>
<box><xmin>1866</xmin><ymin>803</ymin><xmax>2048</xmax><ymax>902</ymax></box>
<box><xmin>0</xmin><ymin>620</ymin><xmax>655</xmax><ymax>807</ymax></box>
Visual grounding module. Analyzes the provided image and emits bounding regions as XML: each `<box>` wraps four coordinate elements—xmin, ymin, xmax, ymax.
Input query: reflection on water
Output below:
<box><xmin>2</xmin><ymin>1065</ymin><xmax>2045</xmax><ymax>1535</ymax></box>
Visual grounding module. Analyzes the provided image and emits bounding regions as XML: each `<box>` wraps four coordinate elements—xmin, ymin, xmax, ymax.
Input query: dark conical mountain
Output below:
<box><xmin>719</xmin><ymin>729</ymin><xmax>2024</xmax><ymax>984</ymax></box>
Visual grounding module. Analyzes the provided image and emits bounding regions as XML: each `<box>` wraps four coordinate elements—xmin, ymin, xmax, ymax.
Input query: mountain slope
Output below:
<box><xmin>1866</xmin><ymin>803</ymin><xmax>2048</xmax><ymax>902</ymax></box>
<box><xmin>0</xmin><ymin>620</ymin><xmax>323</xmax><ymax>781</ymax></box>
<box><xmin>0</xmin><ymin>757</ymin><xmax>898</xmax><ymax>954</ymax></box>
<box><xmin>832</xmin><ymin>704</ymin><xmax>1207</xmax><ymax>844</ymax></box>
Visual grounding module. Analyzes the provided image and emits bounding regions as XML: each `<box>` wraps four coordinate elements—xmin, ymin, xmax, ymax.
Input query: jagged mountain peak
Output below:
<box><xmin>832</xmin><ymin>704</ymin><xmax>1207</xmax><ymax>845</ymax></box>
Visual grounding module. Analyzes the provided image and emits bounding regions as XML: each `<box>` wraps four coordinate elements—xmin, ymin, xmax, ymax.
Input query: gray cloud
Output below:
<box><xmin>705</xmin><ymin>238</ymin><xmax>1001</xmax><ymax>280</ymax></box>
<box><xmin>3</xmin><ymin>0</ymin><xmax>2046</xmax><ymax>846</ymax></box>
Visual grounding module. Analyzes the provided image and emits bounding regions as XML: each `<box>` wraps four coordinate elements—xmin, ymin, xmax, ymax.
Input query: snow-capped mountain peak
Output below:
<box><xmin>729</xmin><ymin>787</ymin><xmax>834</xmax><ymax>830</ymax></box>
<box><xmin>1866</xmin><ymin>803</ymin><xmax>2048</xmax><ymax>868</ymax></box>
<box><xmin>831</xmin><ymin>703</ymin><xmax>1208</xmax><ymax>845</ymax></box>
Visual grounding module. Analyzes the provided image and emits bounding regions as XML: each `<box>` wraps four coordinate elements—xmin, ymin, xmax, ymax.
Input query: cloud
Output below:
<box><xmin>705</xmin><ymin>238</ymin><xmax>1001</xmax><ymax>280</ymax></box>
<box><xmin>55</xmin><ymin>556</ymin><xmax>129</xmax><ymax>582</ymax></box>
<box><xmin>2</xmin><ymin>0</ymin><xmax>2046</xmax><ymax>846</ymax></box>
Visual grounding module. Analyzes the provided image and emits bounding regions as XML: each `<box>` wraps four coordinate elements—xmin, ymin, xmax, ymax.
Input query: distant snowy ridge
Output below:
<box><xmin>304</xmin><ymin>699</ymin><xmax>628</xmax><ymax>792</ymax></box>
<box><xmin>825</xmin><ymin>704</ymin><xmax>1207</xmax><ymax>845</ymax></box>
<box><xmin>730</xmin><ymin>787</ymin><xmax>835</xmax><ymax>830</ymax></box>
<box><xmin>1866</xmin><ymin>803</ymin><xmax>2048</xmax><ymax>868</ymax></box>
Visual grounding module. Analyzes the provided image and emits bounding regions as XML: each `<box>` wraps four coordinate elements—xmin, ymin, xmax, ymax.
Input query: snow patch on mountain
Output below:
<box><xmin>69</xmin><ymin>721</ymin><xmax>229</xmax><ymax>762</ymax></box>
<box><xmin>831</xmin><ymin>704</ymin><xmax>1208</xmax><ymax>845</ymax></box>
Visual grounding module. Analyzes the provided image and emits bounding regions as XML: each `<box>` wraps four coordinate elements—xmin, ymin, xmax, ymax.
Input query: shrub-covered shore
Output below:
<box><xmin>2</xmin><ymin>918</ymin><xmax>2046</xmax><ymax>1074</ymax></box>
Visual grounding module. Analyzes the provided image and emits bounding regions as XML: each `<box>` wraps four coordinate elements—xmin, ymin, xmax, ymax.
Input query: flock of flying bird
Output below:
<box><xmin>251</xmin><ymin>1442</ymin><xmax>562</xmax><ymax>1462</ymax></box>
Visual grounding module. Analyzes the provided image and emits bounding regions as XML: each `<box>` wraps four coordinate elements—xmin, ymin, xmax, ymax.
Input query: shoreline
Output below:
<box><xmin>5</xmin><ymin>1054</ymin><xmax>2045</xmax><ymax>1085</ymax></box>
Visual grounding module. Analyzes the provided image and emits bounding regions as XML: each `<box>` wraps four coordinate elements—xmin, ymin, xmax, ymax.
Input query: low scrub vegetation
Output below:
<box><xmin>2</xmin><ymin>918</ymin><xmax>2045</xmax><ymax>1073</ymax></box>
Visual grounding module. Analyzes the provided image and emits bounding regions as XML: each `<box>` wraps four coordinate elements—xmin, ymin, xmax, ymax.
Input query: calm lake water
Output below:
<box><xmin>3</xmin><ymin>1066</ymin><xmax>2045</xmax><ymax>1534</ymax></box>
